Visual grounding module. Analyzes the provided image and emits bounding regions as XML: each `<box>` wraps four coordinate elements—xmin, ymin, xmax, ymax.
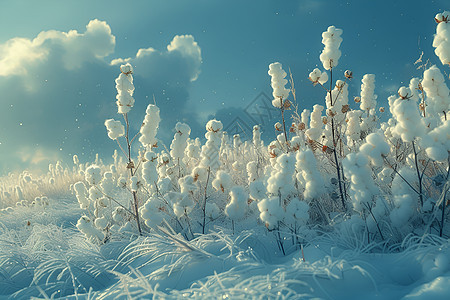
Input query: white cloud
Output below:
<box><xmin>0</xmin><ymin>19</ymin><xmax>115</xmax><ymax>76</ymax></box>
<box><xmin>112</xmin><ymin>34</ymin><xmax>201</xmax><ymax>82</ymax></box>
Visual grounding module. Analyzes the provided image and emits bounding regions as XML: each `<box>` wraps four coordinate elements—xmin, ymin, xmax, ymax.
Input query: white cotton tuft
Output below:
<box><xmin>359</xmin><ymin>131</ymin><xmax>390</xmax><ymax>167</ymax></box>
<box><xmin>142</xmin><ymin>151</ymin><xmax>158</xmax><ymax>187</ymax></box>
<box><xmin>390</xmin><ymin>89</ymin><xmax>425</xmax><ymax>142</ymax></box>
<box><xmin>360</xmin><ymin>74</ymin><xmax>377</xmax><ymax>111</ymax></box>
<box><xmin>433</xmin><ymin>11</ymin><xmax>450</xmax><ymax>66</ymax></box>
<box><xmin>420</xmin><ymin>120</ymin><xmax>450</xmax><ymax>161</ymax></box>
<box><xmin>319</xmin><ymin>26</ymin><xmax>343</xmax><ymax>70</ymax></box>
<box><xmin>212</xmin><ymin>170</ymin><xmax>233</xmax><ymax>193</ymax></box>
<box><xmin>268</xmin><ymin>62</ymin><xmax>290</xmax><ymax>105</ymax></box>
<box><xmin>200</xmin><ymin>120</ymin><xmax>223</xmax><ymax>170</ymax></box>
<box><xmin>206</xmin><ymin>119</ymin><xmax>223</xmax><ymax>132</ymax></box>
<box><xmin>139</xmin><ymin>104</ymin><xmax>160</xmax><ymax>147</ymax></box>
<box><xmin>170</xmin><ymin>122</ymin><xmax>191</xmax><ymax>160</ymax></box>
<box><xmin>115</xmin><ymin>63</ymin><xmax>135</xmax><ymax>114</ymax></box>
<box><xmin>104</xmin><ymin>119</ymin><xmax>125</xmax><ymax>140</ymax></box>
<box><xmin>296</xmin><ymin>149</ymin><xmax>324</xmax><ymax>200</ymax></box>
<box><xmin>74</xmin><ymin>181</ymin><xmax>89</xmax><ymax>209</ymax></box>
<box><xmin>342</xmin><ymin>152</ymin><xmax>379</xmax><ymax>212</ymax></box>
<box><xmin>422</xmin><ymin>66</ymin><xmax>450</xmax><ymax>117</ymax></box>
<box><xmin>225</xmin><ymin>186</ymin><xmax>248</xmax><ymax>221</ymax></box>
<box><xmin>309</xmin><ymin>68</ymin><xmax>328</xmax><ymax>85</ymax></box>
<box><xmin>179</xmin><ymin>175</ymin><xmax>198</xmax><ymax>194</ymax></box>
<box><xmin>258</xmin><ymin>197</ymin><xmax>284</xmax><ymax>230</ymax></box>
<box><xmin>140</xmin><ymin>197</ymin><xmax>166</xmax><ymax>228</ymax></box>
<box><xmin>306</xmin><ymin>104</ymin><xmax>324</xmax><ymax>141</ymax></box>
<box><xmin>85</xmin><ymin>165</ymin><xmax>102</xmax><ymax>185</ymax></box>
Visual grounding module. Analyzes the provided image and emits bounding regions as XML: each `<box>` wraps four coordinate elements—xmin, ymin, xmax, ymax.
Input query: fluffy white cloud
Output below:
<box><xmin>0</xmin><ymin>19</ymin><xmax>115</xmax><ymax>76</ymax></box>
<box><xmin>112</xmin><ymin>34</ymin><xmax>201</xmax><ymax>82</ymax></box>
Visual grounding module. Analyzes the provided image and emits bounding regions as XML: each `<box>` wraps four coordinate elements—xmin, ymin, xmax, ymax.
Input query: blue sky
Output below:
<box><xmin>0</xmin><ymin>0</ymin><xmax>447</xmax><ymax>174</ymax></box>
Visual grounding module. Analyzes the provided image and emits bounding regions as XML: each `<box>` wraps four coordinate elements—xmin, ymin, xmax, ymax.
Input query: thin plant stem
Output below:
<box><xmin>412</xmin><ymin>141</ymin><xmax>424</xmax><ymax>207</ymax></box>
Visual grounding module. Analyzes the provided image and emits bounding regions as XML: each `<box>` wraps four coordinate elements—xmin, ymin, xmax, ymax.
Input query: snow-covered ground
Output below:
<box><xmin>1</xmin><ymin>195</ymin><xmax>450</xmax><ymax>299</ymax></box>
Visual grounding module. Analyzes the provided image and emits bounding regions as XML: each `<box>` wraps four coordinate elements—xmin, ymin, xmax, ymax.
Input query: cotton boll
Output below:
<box><xmin>360</xmin><ymin>74</ymin><xmax>377</xmax><ymax>111</ymax></box>
<box><xmin>253</xmin><ymin>125</ymin><xmax>262</xmax><ymax>147</ymax></box>
<box><xmin>258</xmin><ymin>197</ymin><xmax>283</xmax><ymax>230</ymax></box>
<box><xmin>104</xmin><ymin>119</ymin><xmax>125</xmax><ymax>140</ymax></box>
<box><xmin>268</xmin><ymin>62</ymin><xmax>290</xmax><ymax>103</ymax></box>
<box><xmin>212</xmin><ymin>170</ymin><xmax>233</xmax><ymax>193</ymax></box>
<box><xmin>420</xmin><ymin>120</ymin><xmax>450</xmax><ymax>161</ymax></box>
<box><xmin>171</xmin><ymin>192</ymin><xmax>194</xmax><ymax>217</ymax></box>
<box><xmin>422</xmin><ymin>66</ymin><xmax>450</xmax><ymax>118</ymax></box>
<box><xmin>142</xmin><ymin>151</ymin><xmax>158</xmax><ymax>187</ymax></box>
<box><xmin>318</xmin><ymin>71</ymin><xmax>328</xmax><ymax>85</ymax></box>
<box><xmin>309</xmin><ymin>68</ymin><xmax>322</xmax><ymax>83</ymax></box>
<box><xmin>139</xmin><ymin>104</ymin><xmax>161</xmax><ymax>147</ymax></box>
<box><xmin>140</xmin><ymin>197</ymin><xmax>166</xmax><ymax>229</ymax></box>
<box><xmin>115</xmin><ymin>63</ymin><xmax>135</xmax><ymax>114</ymax></box>
<box><xmin>179</xmin><ymin>175</ymin><xmax>198</xmax><ymax>194</ymax></box>
<box><xmin>433</xmin><ymin>12</ymin><xmax>450</xmax><ymax>66</ymax></box>
<box><xmin>296</xmin><ymin>150</ymin><xmax>324</xmax><ymax>200</ymax></box>
<box><xmin>390</xmin><ymin>92</ymin><xmax>426</xmax><ymax>142</ymax></box>
<box><xmin>200</xmin><ymin>120</ymin><xmax>223</xmax><ymax>170</ymax></box>
<box><xmin>100</xmin><ymin>172</ymin><xmax>114</xmax><ymax>194</ymax></box>
<box><xmin>267</xmin><ymin>153</ymin><xmax>296</xmax><ymax>199</ymax></box>
<box><xmin>225</xmin><ymin>186</ymin><xmax>248</xmax><ymax>221</ymax></box>
<box><xmin>192</xmin><ymin>166</ymin><xmax>208</xmax><ymax>182</ymax></box>
<box><xmin>319</xmin><ymin>26</ymin><xmax>343</xmax><ymax>70</ymax></box>
<box><xmin>290</xmin><ymin>136</ymin><xmax>303</xmax><ymax>151</ymax></box>
<box><xmin>306</xmin><ymin>104</ymin><xmax>324</xmax><ymax>141</ymax></box>
<box><xmin>170</xmin><ymin>122</ymin><xmax>191</xmax><ymax>160</ymax></box>
<box><xmin>85</xmin><ymin>165</ymin><xmax>102</xmax><ymax>185</ymax></box>
<box><xmin>247</xmin><ymin>161</ymin><xmax>258</xmax><ymax>182</ymax></box>
<box><xmin>74</xmin><ymin>181</ymin><xmax>89</xmax><ymax>209</ymax></box>
<box><xmin>206</xmin><ymin>119</ymin><xmax>223</xmax><ymax>132</ymax></box>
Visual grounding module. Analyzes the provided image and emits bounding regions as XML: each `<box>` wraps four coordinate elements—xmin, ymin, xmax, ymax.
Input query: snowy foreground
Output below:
<box><xmin>1</xmin><ymin>196</ymin><xmax>450</xmax><ymax>299</ymax></box>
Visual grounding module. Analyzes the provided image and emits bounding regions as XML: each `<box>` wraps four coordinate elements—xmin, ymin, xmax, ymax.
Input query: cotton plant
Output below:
<box><xmin>170</xmin><ymin>122</ymin><xmax>191</xmax><ymax>177</ymax></box>
<box><xmin>359</xmin><ymin>74</ymin><xmax>378</xmax><ymax>133</ymax></box>
<box><xmin>268</xmin><ymin>62</ymin><xmax>292</xmax><ymax>151</ymax></box>
<box><xmin>200</xmin><ymin>119</ymin><xmax>223</xmax><ymax>171</ymax></box>
<box><xmin>433</xmin><ymin>11</ymin><xmax>450</xmax><ymax>67</ymax></box>
<box><xmin>319</xmin><ymin>26</ymin><xmax>343</xmax><ymax>70</ymax></box>
<box><xmin>225</xmin><ymin>186</ymin><xmax>249</xmax><ymax>231</ymax></box>
<box><xmin>421</xmin><ymin>66</ymin><xmax>450</xmax><ymax>121</ymax></box>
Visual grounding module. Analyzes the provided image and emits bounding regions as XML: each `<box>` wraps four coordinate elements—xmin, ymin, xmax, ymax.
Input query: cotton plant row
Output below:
<box><xmin>74</xmin><ymin>11</ymin><xmax>449</xmax><ymax>249</ymax></box>
<box><xmin>269</xmin><ymin>12</ymin><xmax>450</xmax><ymax>242</ymax></box>
<box><xmin>0</xmin><ymin>160</ymin><xmax>86</xmax><ymax>214</ymax></box>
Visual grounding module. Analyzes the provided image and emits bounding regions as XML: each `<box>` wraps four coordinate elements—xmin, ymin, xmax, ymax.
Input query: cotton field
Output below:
<box><xmin>0</xmin><ymin>10</ymin><xmax>449</xmax><ymax>300</ymax></box>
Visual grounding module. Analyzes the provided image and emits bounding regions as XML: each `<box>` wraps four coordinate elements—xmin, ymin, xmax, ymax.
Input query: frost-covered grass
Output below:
<box><xmin>1</xmin><ymin>199</ymin><xmax>450</xmax><ymax>299</ymax></box>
